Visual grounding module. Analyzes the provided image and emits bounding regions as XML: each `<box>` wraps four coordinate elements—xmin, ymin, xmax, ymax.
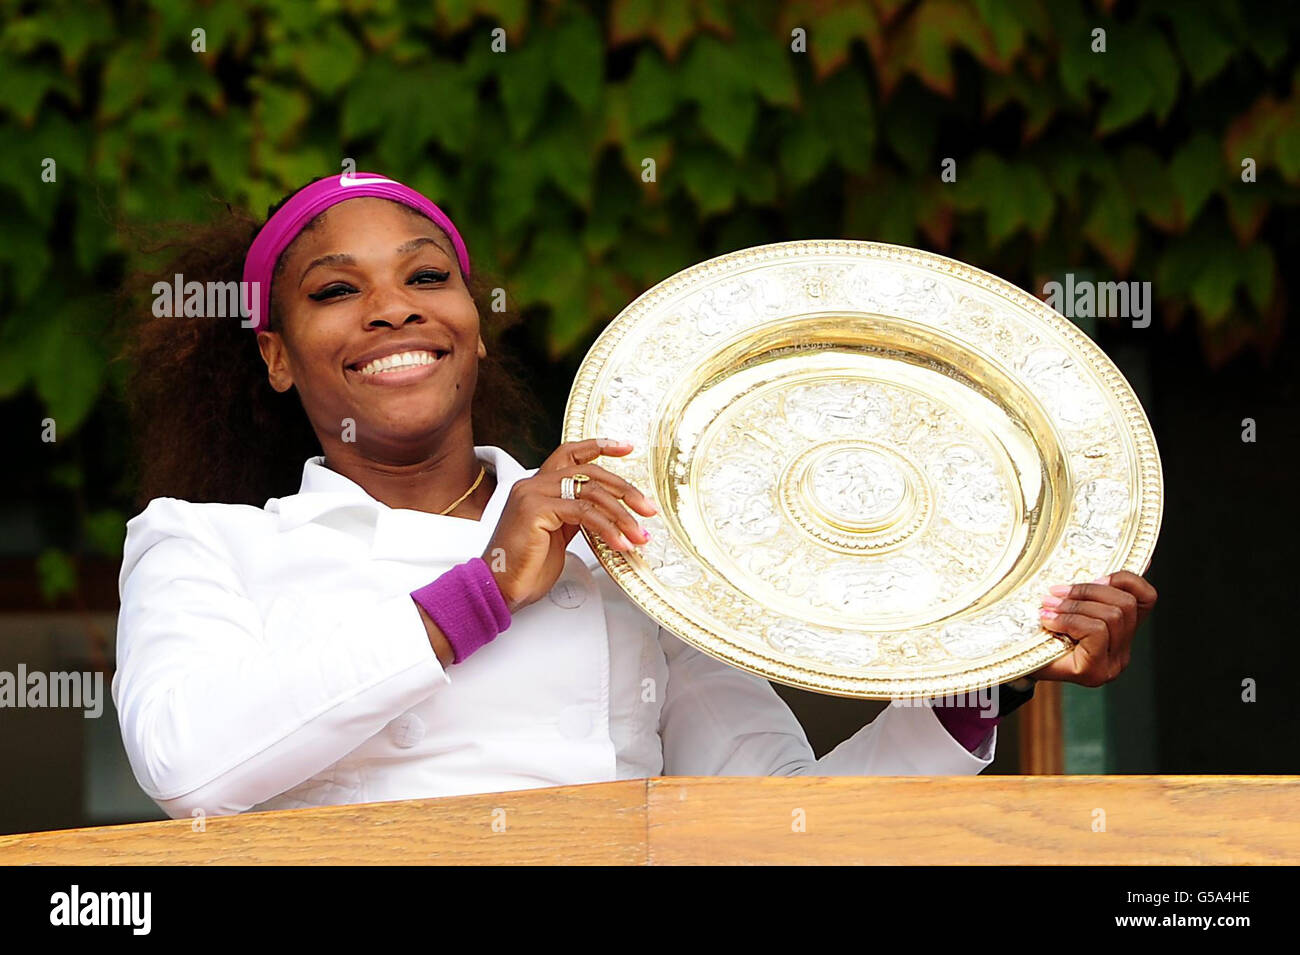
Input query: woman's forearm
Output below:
<box><xmin>409</xmin><ymin>557</ymin><xmax>513</xmax><ymax>666</ymax></box>
<box><xmin>413</xmin><ymin>605</ymin><xmax>455</xmax><ymax>668</ymax></box>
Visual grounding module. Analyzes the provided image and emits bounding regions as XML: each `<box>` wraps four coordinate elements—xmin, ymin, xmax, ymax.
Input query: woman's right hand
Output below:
<box><xmin>481</xmin><ymin>438</ymin><xmax>657</xmax><ymax>613</ymax></box>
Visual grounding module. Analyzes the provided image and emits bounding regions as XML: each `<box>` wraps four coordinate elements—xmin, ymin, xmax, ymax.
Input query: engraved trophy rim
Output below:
<box><xmin>562</xmin><ymin>240</ymin><xmax>1164</xmax><ymax>700</ymax></box>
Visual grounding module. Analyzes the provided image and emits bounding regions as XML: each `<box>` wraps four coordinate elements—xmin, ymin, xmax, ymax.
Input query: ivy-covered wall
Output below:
<box><xmin>1</xmin><ymin>0</ymin><xmax>1295</xmax><ymax>600</ymax></box>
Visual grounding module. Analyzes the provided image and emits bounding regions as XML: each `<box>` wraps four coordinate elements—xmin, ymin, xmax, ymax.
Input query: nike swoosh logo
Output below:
<box><xmin>338</xmin><ymin>175</ymin><xmax>393</xmax><ymax>186</ymax></box>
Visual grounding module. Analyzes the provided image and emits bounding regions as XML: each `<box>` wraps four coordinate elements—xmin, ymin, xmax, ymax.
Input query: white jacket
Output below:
<box><xmin>113</xmin><ymin>445</ymin><xmax>995</xmax><ymax>819</ymax></box>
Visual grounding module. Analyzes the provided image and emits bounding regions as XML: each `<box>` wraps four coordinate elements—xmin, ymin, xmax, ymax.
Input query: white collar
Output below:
<box><xmin>266</xmin><ymin>445</ymin><xmax>532</xmax><ymax>561</ymax></box>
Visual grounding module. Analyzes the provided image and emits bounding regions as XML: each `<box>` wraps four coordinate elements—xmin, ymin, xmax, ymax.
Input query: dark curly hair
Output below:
<box><xmin>117</xmin><ymin>180</ymin><xmax>543</xmax><ymax>508</ymax></box>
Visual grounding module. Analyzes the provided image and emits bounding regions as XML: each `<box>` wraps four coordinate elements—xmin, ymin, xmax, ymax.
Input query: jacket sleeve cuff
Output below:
<box><xmin>878</xmin><ymin>700</ymin><xmax>998</xmax><ymax>772</ymax></box>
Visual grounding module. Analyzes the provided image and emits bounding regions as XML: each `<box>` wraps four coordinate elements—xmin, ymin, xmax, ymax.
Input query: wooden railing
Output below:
<box><xmin>2</xmin><ymin>776</ymin><xmax>1296</xmax><ymax>865</ymax></box>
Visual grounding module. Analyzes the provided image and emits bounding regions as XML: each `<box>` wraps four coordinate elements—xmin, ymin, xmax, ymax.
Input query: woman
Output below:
<box><xmin>114</xmin><ymin>173</ymin><xmax>1158</xmax><ymax>818</ymax></box>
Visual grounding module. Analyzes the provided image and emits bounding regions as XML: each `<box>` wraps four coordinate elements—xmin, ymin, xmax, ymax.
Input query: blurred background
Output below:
<box><xmin>0</xmin><ymin>0</ymin><xmax>1297</xmax><ymax>835</ymax></box>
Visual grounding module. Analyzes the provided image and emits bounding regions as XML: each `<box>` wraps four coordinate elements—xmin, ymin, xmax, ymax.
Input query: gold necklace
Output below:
<box><xmin>438</xmin><ymin>464</ymin><xmax>486</xmax><ymax>516</ymax></box>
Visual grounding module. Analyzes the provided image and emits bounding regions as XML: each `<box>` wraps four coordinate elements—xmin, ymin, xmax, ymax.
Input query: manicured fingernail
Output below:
<box><xmin>1040</xmin><ymin>609</ymin><xmax>1058</xmax><ymax>620</ymax></box>
<box><xmin>1041</xmin><ymin>595</ymin><xmax>1063</xmax><ymax>609</ymax></box>
<box><xmin>1048</xmin><ymin>584</ymin><xmax>1071</xmax><ymax>596</ymax></box>
<box><xmin>1093</xmin><ymin>574</ymin><xmax>1110</xmax><ymax>585</ymax></box>
<box><xmin>641</xmin><ymin>527</ymin><xmax>651</xmax><ymax>541</ymax></box>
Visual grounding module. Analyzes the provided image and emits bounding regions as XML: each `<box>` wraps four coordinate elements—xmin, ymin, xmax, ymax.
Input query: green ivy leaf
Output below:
<box><xmin>778</xmin><ymin>115</ymin><xmax>830</xmax><ymax>187</ymax></box>
<box><xmin>1082</xmin><ymin>174</ymin><xmax>1138</xmax><ymax>272</ymax></box>
<box><xmin>905</xmin><ymin>0</ymin><xmax>996</xmax><ymax>95</ymax></box>
<box><xmin>1222</xmin><ymin>183</ymin><xmax>1269</xmax><ymax>242</ymax></box>
<box><xmin>533</xmin><ymin>108</ymin><xmax>598</xmax><ymax>208</ymax></box>
<box><xmin>1189</xmin><ymin>244</ymin><xmax>1239</xmax><ymax>323</ymax></box>
<box><xmin>0</xmin><ymin>287</ymin><xmax>49</xmax><ymax>397</ymax></box>
<box><xmin>433</xmin><ymin>0</ymin><xmax>477</xmax><ymax>32</ymax></box>
<box><xmin>624</xmin><ymin>48</ymin><xmax>676</xmax><ymax>131</ymax></box>
<box><xmin>1170</xmin><ymin>1</ymin><xmax>1236</xmax><ymax>86</ymax></box>
<box><xmin>607</xmin><ymin>224</ymin><xmax>693</xmax><ymax>290</ymax></box>
<box><xmin>732</xmin><ymin>11</ymin><xmax>798</xmax><ymax>107</ymax></box>
<box><xmin>1095</xmin><ymin>51</ymin><xmax>1152</xmax><ymax>134</ymax></box>
<box><xmin>881</xmin><ymin>82</ymin><xmax>940</xmax><ymax>171</ymax></box>
<box><xmin>99</xmin><ymin>40</ymin><xmax>150</xmax><ymax>121</ymax></box>
<box><xmin>292</xmin><ymin>23</ymin><xmax>363</xmax><ymax>96</ymax></box>
<box><xmin>36</xmin><ymin>548</ymin><xmax>76</xmax><ymax>603</ymax></box>
<box><xmin>342</xmin><ymin>60</ymin><xmax>399</xmax><ymax>140</ymax></box>
<box><xmin>1170</xmin><ymin>132</ymin><xmax>1223</xmax><ymax>224</ymax></box>
<box><xmin>192</xmin><ymin>112</ymin><xmax>252</xmax><ymax>197</ymax></box>
<box><xmin>611</xmin><ymin>0</ymin><xmax>697</xmax><ymax>60</ymax></box>
<box><xmin>1275</xmin><ymin>112</ymin><xmax>1300</xmax><ymax>180</ymax></box>
<box><xmin>972</xmin><ymin>0</ymin><xmax>1028</xmax><ymax>63</ymax></box>
<box><xmin>513</xmin><ymin>227</ymin><xmax>591</xmax><ymax>356</ymax></box>
<box><xmin>679</xmin><ymin>143</ymin><xmax>740</xmax><ymax>216</ymax></box>
<box><xmin>1041</xmin><ymin>133</ymin><xmax>1105</xmax><ymax>199</ymax></box>
<box><xmin>471</xmin><ymin>0</ymin><xmax>529</xmax><ymax>33</ymax></box>
<box><xmin>1236</xmin><ymin>5</ymin><xmax>1288</xmax><ymax>68</ymax></box>
<box><xmin>491</xmin><ymin>145</ymin><xmax>547</xmax><ymax>235</ymax></box>
<box><xmin>619</xmin><ymin>128</ymin><xmax>673</xmax><ymax>184</ymax></box>
<box><xmin>582</xmin><ymin>163</ymin><xmax>638</xmax><ymax>258</ymax></box>
<box><xmin>1139</xmin><ymin>27</ymin><xmax>1181</xmax><ymax>123</ymax></box>
<box><xmin>807</xmin><ymin>69</ymin><xmax>874</xmax><ymax>174</ymax></box>
<box><xmin>34</xmin><ymin>299</ymin><xmax>107</xmax><ymax>435</ymax></box>
<box><xmin>2</xmin><ymin>57</ymin><xmax>79</xmax><ymax>124</ymax></box>
<box><xmin>1054</xmin><ymin>2</ymin><xmax>1101</xmax><ymax>104</ymax></box>
<box><xmin>48</xmin><ymin>462</ymin><xmax>82</xmax><ymax>490</ymax></box>
<box><xmin>953</xmin><ymin>154</ymin><xmax>1054</xmax><ymax>245</ymax></box>
<box><xmin>254</xmin><ymin>81</ymin><xmax>312</xmax><ymax>148</ymax></box>
<box><xmin>4</xmin><ymin>7</ymin><xmax>112</xmax><ymax>68</ymax></box>
<box><xmin>846</xmin><ymin>171</ymin><xmax>918</xmax><ymax>245</ymax></box>
<box><xmin>1118</xmin><ymin>145</ymin><xmax>1179</xmax><ymax>231</ymax></box>
<box><xmin>680</xmin><ymin>34</ymin><xmax>757</xmax><ymax>158</ymax></box>
<box><xmin>1155</xmin><ymin>226</ymin><xmax>1213</xmax><ymax>296</ymax></box>
<box><xmin>73</xmin><ymin>195</ymin><xmax>119</xmax><ymax>275</ymax></box>
<box><xmin>984</xmin><ymin>71</ymin><xmax>1058</xmax><ymax>141</ymax></box>
<box><xmin>737</xmin><ymin>157</ymin><xmax>777</xmax><ymax>204</ymax></box>
<box><xmin>85</xmin><ymin>508</ymin><xmax>127</xmax><ymax>557</ymax></box>
<box><xmin>32</xmin><ymin>108</ymin><xmax>88</xmax><ymax>180</ymax></box>
<box><xmin>0</xmin><ymin>201</ymin><xmax>52</xmax><ymax>301</ymax></box>
<box><xmin>551</xmin><ymin>15</ymin><xmax>604</xmax><ymax>112</ymax></box>
<box><xmin>496</xmin><ymin>32</ymin><xmax>552</xmax><ymax>140</ymax></box>
<box><xmin>260</xmin><ymin>145</ymin><xmax>337</xmax><ymax>199</ymax></box>
<box><xmin>1240</xmin><ymin>243</ymin><xmax>1276</xmax><ymax>311</ymax></box>
<box><xmin>782</xmin><ymin>0</ymin><xmax>880</xmax><ymax>79</ymax></box>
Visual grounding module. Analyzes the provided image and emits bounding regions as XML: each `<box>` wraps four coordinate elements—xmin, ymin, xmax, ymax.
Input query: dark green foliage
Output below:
<box><xmin>1</xmin><ymin>0</ymin><xmax>1294</xmax><ymax>594</ymax></box>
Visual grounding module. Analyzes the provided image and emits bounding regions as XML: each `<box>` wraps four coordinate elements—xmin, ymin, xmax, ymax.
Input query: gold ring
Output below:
<box><xmin>572</xmin><ymin>473</ymin><xmax>591</xmax><ymax>483</ymax></box>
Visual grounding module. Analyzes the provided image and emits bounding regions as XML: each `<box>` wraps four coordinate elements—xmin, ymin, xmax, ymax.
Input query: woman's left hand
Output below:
<box><xmin>1030</xmin><ymin>571</ymin><xmax>1158</xmax><ymax>687</ymax></box>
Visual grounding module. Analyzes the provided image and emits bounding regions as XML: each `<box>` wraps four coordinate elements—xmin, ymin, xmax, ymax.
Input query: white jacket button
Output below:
<box><xmin>388</xmin><ymin>712</ymin><xmax>425</xmax><ymax>748</ymax></box>
<box><xmin>548</xmin><ymin>577</ymin><xmax>588</xmax><ymax>609</ymax></box>
<box><xmin>557</xmin><ymin>705</ymin><xmax>592</xmax><ymax>739</ymax></box>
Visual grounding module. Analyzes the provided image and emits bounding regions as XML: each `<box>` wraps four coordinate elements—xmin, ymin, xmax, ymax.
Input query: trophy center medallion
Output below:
<box><xmin>809</xmin><ymin>447</ymin><xmax>908</xmax><ymax>527</ymax></box>
<box><xmin>781</xmin><ymin>441</ymin><xmax>931</xmax><ymax>552</ymax></box>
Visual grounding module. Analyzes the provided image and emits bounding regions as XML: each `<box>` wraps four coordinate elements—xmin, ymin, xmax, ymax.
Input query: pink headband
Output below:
<box><xmin>241</xmin><ymin>172</ymin><xmax>472</xmax><ymax>333</ymax></box>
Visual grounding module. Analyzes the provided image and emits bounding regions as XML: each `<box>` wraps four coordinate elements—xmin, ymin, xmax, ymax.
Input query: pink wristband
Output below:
<box><xmin>932</xmin><ymin>702</ymin><xmax>1000</xmax><ymax>753</ymax></box>
<box><xmin>410</xmin><ymin>558</ymin><xmax>512</xmax><ymax>664</ymax></box>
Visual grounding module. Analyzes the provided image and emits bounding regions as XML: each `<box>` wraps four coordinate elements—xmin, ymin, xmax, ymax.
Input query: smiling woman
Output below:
<box><xmin>121</xmin><ymin>175</ymin><xmax>539</xmax><ymax>508</ymax></box>
<box><xmin>111</xmin><ymin>172</ymin><xmax>1154</xmax><ymax>819</ymax></box>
